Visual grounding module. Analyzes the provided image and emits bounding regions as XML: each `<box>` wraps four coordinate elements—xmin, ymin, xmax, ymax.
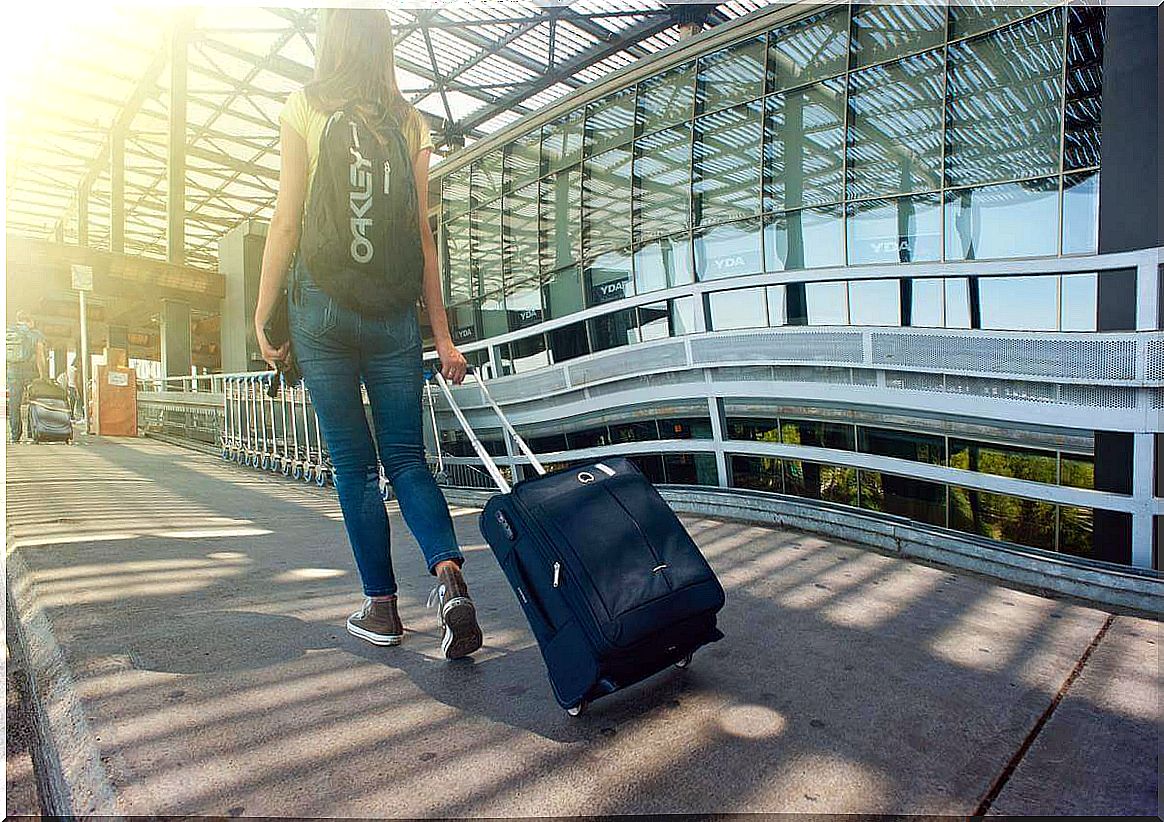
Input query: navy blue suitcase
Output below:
<box><xmin>432</xmin><ymin>370</ymin><xmax>725</xmax><ymax>714</ymax></box>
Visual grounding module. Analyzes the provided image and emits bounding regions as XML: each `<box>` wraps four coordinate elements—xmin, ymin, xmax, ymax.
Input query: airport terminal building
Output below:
<box><xmin>426</xmin><ymin>3</ymin><xmax>1161</xmax><ymax>574</ymax></box>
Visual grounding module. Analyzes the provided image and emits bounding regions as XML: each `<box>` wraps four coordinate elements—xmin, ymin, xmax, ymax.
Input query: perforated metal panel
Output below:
<box><xmin>1057</xmin><ymin>384</ymin><xmax>1137</xmax><ymax>409</ymax></box>
<box><xmin>885</xmin><ymin>370</ymin><xmax>945</xmax><ymax>392</ymax></box>
<box><xmin>942</xmin><ymin>374</ymin><xmax>1058</xmax><ymax>404</ymax></box>
<box><xmin>707</xmin><ymin>366</ymin><xmax>776</xmax><ymax>382</ymax></box>
<box><xmin>1146</xmin><ymin>339</ymin><xmax>1164</xmax><ymax>382</ymax></box>
<box><xmin>872</xmin><ymin>333</ymin><xmax>1136</xmax><ymax>381</ymax></box>
<box><xmin>852</xmin><ymin>368</ymin><xmax>878</xmax><ymax>386</ymax></box>
<box><xmin>568</xmin><ymin>340</ymin><xmax>687</xmax><ymax>386</ymax></box>
<box><xmin>1153</xmin><ymin>389</ymin><xmax>1164</xmax><ymax>410</ymax></box>
<box><xmin>772</xmin><ymin>366</ymin><xmax>858</xmax><ymax>385</ymax></box>
<box><xmin>691</xmin><ymin>331</ymin><xmax>864</xmax><ymax>366</ymax></box>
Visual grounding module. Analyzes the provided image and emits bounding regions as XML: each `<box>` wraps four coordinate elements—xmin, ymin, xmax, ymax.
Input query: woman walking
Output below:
<box><xmin>253</xmin><ymin>8</ymin><xmax>481</xmax><ymax>659</ymax></box>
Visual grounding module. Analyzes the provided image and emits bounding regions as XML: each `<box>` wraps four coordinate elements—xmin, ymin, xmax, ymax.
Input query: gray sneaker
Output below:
<box><xmin>347</xmin><ymin>597</ymin><xmax>404</xmax><ymax>646</ymax></box>
<box><xmin>427</xmin><ymin>565</ymin><xmax>482</xmax><ymax>659</ymax></box>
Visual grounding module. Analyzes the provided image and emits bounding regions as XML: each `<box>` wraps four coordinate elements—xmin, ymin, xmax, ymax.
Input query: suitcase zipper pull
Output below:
<box><xmin>552</xmin><ymin>562</ymin><xmax>561</xmax><ymax>588</ymax></box>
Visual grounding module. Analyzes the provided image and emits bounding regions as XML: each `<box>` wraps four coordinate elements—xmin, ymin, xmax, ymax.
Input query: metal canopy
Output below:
<box><xmin>5</xmin><ymin>2</ymin><xmax>770</xmax><ymax>271</ymax></box>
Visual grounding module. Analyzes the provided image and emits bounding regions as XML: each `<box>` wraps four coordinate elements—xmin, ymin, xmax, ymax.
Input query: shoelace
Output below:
<box><xmin>426</xmin><ymin>583</ymin><xmax>447</xmax><ymax>629</ymax></box>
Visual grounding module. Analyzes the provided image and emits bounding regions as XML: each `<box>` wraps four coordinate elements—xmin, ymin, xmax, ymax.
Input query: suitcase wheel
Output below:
<box><xmin>566</xmin><ymin>702</ymin><xmax>587</xmax><ymax>717</ymax></box>
<box><xmin>674</xmin><ymin>653</ymin><xmax>694</xmax><ymax>669</ymax></box>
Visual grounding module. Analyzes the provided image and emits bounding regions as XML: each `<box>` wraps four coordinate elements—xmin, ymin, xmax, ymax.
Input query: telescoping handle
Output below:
<box><xmin>428</xmin><ymin>365</ymin><xmax>546</xmax><ymax>494</ymax></box>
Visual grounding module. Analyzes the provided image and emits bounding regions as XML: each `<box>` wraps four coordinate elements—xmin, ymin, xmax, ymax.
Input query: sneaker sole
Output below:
<box><xmin>441</xmin><ymin>598</ymin><xmax>482</xmax><ymax>659</ymax></box>
<box><xmin>347</xmin><ymin>621</ymin><xmax>403</xmax><ymax>646</ymax></box>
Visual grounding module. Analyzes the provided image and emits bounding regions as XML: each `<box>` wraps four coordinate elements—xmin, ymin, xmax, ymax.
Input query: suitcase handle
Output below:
<box><xmin>429</xmin><ymin>365</ymin><xmax>547</xmax><ymax>494</ymax></box>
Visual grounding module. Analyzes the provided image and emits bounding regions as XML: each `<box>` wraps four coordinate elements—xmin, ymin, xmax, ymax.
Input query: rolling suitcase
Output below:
<box><xmin>431</xmin><ymin>368</ymin><xmax>725</xmax><ymax>715</ymax></box>
<box><xmin>28</xmin><ymin>398</ymin><xmax>73</xmax><ymax>443</ymax></box>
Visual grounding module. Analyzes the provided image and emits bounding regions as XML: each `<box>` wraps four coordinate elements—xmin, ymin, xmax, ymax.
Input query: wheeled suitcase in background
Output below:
<box><xmin>24</xmin><ymin>378</ymin><xmax>73</xmax><ymax>444</ymax></box>
<box><xmin>431</xmin><ymin>368</ymin><xmax>725</xmax><ymax>715</ymax></box>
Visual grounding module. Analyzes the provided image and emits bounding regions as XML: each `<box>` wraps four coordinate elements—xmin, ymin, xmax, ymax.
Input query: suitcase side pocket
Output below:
<box><xmin>503</xmin><ymin>550</ymin><xmax>557</xmax><ymax>640</ymax></box>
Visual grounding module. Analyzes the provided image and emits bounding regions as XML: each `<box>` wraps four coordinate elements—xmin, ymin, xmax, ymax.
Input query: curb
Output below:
<box><xmin>5</xmin><ymin>545</ymin><xmax>122</xmax><ymax>817</ymax></box>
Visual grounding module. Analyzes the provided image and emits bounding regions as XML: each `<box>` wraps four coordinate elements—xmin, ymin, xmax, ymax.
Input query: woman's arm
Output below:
<box><xmin>254</xmin><ymin>121</ymin><xmax>309</xmax><ymax>366</ymax></box>
<box><xmin>414</xmin><ymin>146</ymin><xmax>468</xmax><ymax>384</ymax></box>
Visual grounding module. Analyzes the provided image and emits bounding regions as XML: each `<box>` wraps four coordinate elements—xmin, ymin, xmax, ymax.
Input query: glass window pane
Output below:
<box><xmin>610</xmin><ymin>420</ymin><xmax>659</xmax><ymax>443</ymax></box>
<box><xmin>696</xmin><ymin>36</ymin><xmax>766</xmax><ymax>114</ymax></box>
<box><xmin>978</xmin><ymin>275</ymin><xmax>1058</xmax><ymax>331</ymax></box>
<box><xmin>847</xmin><ymin>50</ymin><xmax>944</xmax><ymax>199</ymax></box>
<box><xmin>694</xmin><ymin>101</ymin><xmax>763</xmax><ymax>225</ymax></box>
<box><xmin>945</xmin><ymin>11</ymin><xmax>1064</xmax><ymax>187</ymax></box>
<box><xmin>548</xmin><ymin>321</ymin><xmax>590</xmax><ymax>364</ymax></box>
<box><xmin>634</xmin><ymin>124</ymin><xmax>692</xmax><ymax>242</ymax></box>
<box><xmin>583</xmin><ymin>145</ymin><xmax>633</xmax><ymax>259</ymax></box>
<box><xmin>948</xmin><ymin>4</ymin><xmax>1044</xmax><ymax>41</ymax></box>
<box><xmin>805</xmin><ymin>281</ymin><xmax>848</xmax><ymax>325</ymax></box>
<box><xmin>637</xmin><ymin>61</ymin><xmax>695</xmax><ymax>136</ymax></box>
<box><xmin>764</xmin><ymin>206</ymin><xmax>843</xmax><ymax>271</ymax></box>
<box><xmin>767</xmin><ymin>7</ymin><xmax>849</xmax><ymax>94</ymax></box>
<box><xmin>786</xmin><ymin>460</ymin><xmax>857</xmax><ymax>505</ymax></box>
<box><xmin>543</xmin><ymin>110</ymin><xmax>584</xmax><ymax>174</ymax></box>
<box><xmin>766</xmin><ymin>284</ymin><xmax>786</xmax><ymax>326</ymax></box>
<box><xmin>858</xmin><ymin>426</ymin><xmax>944</xmax><ymax>464</ymax></box>
<box><xmin>730</xmin><ymin>454</ymin><xmax>783</xmax><ymax>492</ymax></box>
<box><xmin>503</xmin><ymin>183</ymin><xmax>539</xmax><ymax>284</ymax></box>
<box><xmin>586</xmin><ymin>86</ymin><xmax>636</xmax><ymax>154</ymax></box>
<box><xmin>859</xmin><ymin>471</ymin><xmax>946</xmax><ymax>526</ymax></box>
<box><xmin>638</xmin><ymin>301</ymin><xmax>671</xmax><ymax>341</ymax></box>
<box><xmin>850</xmin><ymin>2</ymin><xmax>945</xmax><ymax>68</ymax></box>
<box><xmin>1058</xmin><ymin>505</ymin><xmax>1094</xmax><ymax>558</ymax></box>
<box><xmin>764</xmin><ymin>79</ymin><xmax>844</xmax><ymax>211</ymax></box>
<box><xmin>659</xmin><ymin>416</ymin><xmax>713</xmax><ymax>440</ymax></box>
<box><xmin>694</xmin><ymin>218</ymin><xmax>763</xmax><ymax>281</ymax></box>
<box><xmin>472</xmin><ymin>151</ymin><xmax>503</xmax><ymax>206</ymax></box>
<box><xmin>848</xmin><ymin>279</ymin><xmax>901</xmax><ymax>326</ymax></box>
<box><xmin>589</xmin><ymin>307</ymin><xmax>639</xmax><ymax>352</ymax></box>
<box><xmin>505</xmin><ymin>276</ymin><xmax>543</xmax><ymax>332</ymax></box>
<box><xmin>944</xmin><ymin>278</ymin><xmax>971</xmax><ymax>329</ymax></box>
<box><xmin>909</xmin><ymin>278</ymin><xmax>944</xmax><ymax>327</ymax></box>
<box><xmin>663</xmin><ymin>453</ymin><xmax>719</xmax><ymax>486</ymax></box>
<box><xmin>671</xmin><ymin>296</ymin><xmax>697</xmax><ymax>336</ymax></box>
<box><xmin>782</xmin><ymin>418</ymin><xmax>855</xmax><ymax>450</ymax></box>
<box><xmin>471</xmin><ymin>198</ymin><xmax>503</xmax><ymax>296</ymax></box>
<box><xmin>846</xmin><ymin>194</ymin><xmax>942</xmax><ymax>265</ymax></box>
<box><xmin>442</xmin><ymin>166</ymin><xmax>471</xmax><ymax>220</ymax></box>
<box><xmin>1060</xmin><ymin>273</ymin><xmax>1097</xmax><ymax>332</ymax></box>
<box><xmin>1062</xmin><ymin>171</ymin><xmax>1099</xmax><ymax>256</ymax></box>
<box><xmin>505</xmin><ymin>334</ymin><xmax>549</xmax><ymax>374</ymax></box>
<box><xmin>540</xmin><ymin>167</ymin><xmax>581</xmax><ymax>274</ymax></box>
<box><xmin>727</xmin><ymin>417</ymin><xmax>781</xmax><ymax>442</ymax></box>
<box><xmin>447</xmin><ymin>303</ymin><xmax>477</xmax><ymax>346</ymax></box>
<box><xmin>949</xmin><ymin>438</ymin><xmax>1057</xmax><ymax>484</ymax></box>
<box><xmin>944</xmin><ymin>179</ymin><xmax>1060</xmax><ymax>261</ymax></box>
<box><xmin>629</xmin><ymin>454</ymin><xmax>667</xmax><ymax>484</ymax></box>
<box><xmin>1061</xmin><ymin>454</ymin><xmax>1095</xmax><ymax>490</ymax></box>
<box><xmin>504</xmin><ymin>129</ymin><xmax>541</xmax><ymax>193</ymax></box>
<box><xmin>707</xmin><ymin>287</ymin><xmax>768</xmax><ymax>331</ymax></box>
<box><xmin>478</xmin><ymin>291</ymin><xmax>508</xmax><ymax>339</ymax></box>
<box><xmin>443</xmin><ymin>214</ymin><xmax>474</xmax><ymax>302</ymax></box>
<box><xmin>585</xmin><ymin>247</ymin><xmax>634</xmax><ymax>307</ymax></box>
<box><xmin>1064</xmin><ymin>7</ymin><xmax>1105</xmax><ymax>171</ymax></box>
<box><xmin>634</xmin><ymin>233</ymin><xmax>693</xmax><ymax>294</ymax></box>
<box><xmin>542</xmin><ymin>265</ymin><xmax>584</xmax><ymax>320</ymax></box>
<box><xmin>949</xmin><ymin>487</ymin><xmax>1056</xmax><ymax>551</ymax></box>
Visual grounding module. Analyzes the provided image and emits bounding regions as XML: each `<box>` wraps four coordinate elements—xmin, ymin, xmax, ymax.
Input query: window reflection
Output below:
<box><xmin>502</xmin><ymin>334</ymin><xmax>550</xmax><ymax>375</ymax></box>
<box><xmin>504</xmin><ymin>129</ymin><xmax>540</xmax><ymax>193</ymax></box>
<box><xmin>663</xmin><ymin>453</ymin><xmax>719</xmax><ymax>486</ymax></box>
<box><xmin>944</xmin><ymin>179</ymin><xmax>1060</xmax><ymax>261</ymax></box>
<box><xmin>1064</xmin><ymin>7</ymin><xmax>1105</xmax><ymax>171</ymax></box>
<box><xmin>634</xmin><ymin>233</ymin><xmax>693</xmax><ymax>294</ymax></box>
<box><xmin>505</xmin><ymin>277</ymin><xmax>543</xmax><ymax>332</ymax></box>
<box><xmin>764</xmin><ymin>206</ymin><xmax>844</xmax><ymax>271</ymax></box>
<box><xmin>948</xmin><ymin>3</ymin><xmax>1043</xmax><ymax>41</ymax></box>
<box><xmin>585</xmin><ymin>248</ymin><xmax>634</xmax><ymax>306</ymax></box>
<box><xmin>848</xmin><ymin>279</ymin><xmax>901</xmax><ymax>326</ymax></box>
<box><xmin>471</xmin><ymin>199</ymin><xmax>503</xmax><ymax>296</ymax></box>
<box><xmin>707</xmin><ymin>287</ymin><xmax>768</xmax><ymax>331</ymax></box>
<box><xmin>472</xmin><ymin>151</ymin><xmax>503</xmax><ymax>206</ymax></box>
<box><xmin>671</xmin><ymin>296</ymin><xmax>697</xmax><ymax>336</ymax></box>
<box><xmin>443</xmin><ymin>214</ymin><xmax>473</xmax><ymax>302</ymax></box>
<box><xmin>908</xmin><ymin>278</ymin><xmax>944</xmax><ymax>327</ymax></box>
<box><xmin>767</xmin><ymin>7</ymin><xmax>848</xmax><ymax>93</ymax></box>
<box><xmin>504</xmin><ymin>183</ymin><xmax>539</xmax><ymax>283</ymax></box>
<box><xmin>447</xmin><ymin>303</ymin><xmax>477</xmax><ymax>345</ymax></box>
<box><xmin>730</xmin><ymin>454</ymin><xmax>783</xmax><ymax>492</ymax></box>
<box><xmin>478</xmin><ymin>291</ymin><xmax>507</xmax><ymax>339</ymax></box>
<box><xmin>786</xmin><ymin>460</ymin><xmax>857</xmax><ymax>505</ymax></box>
<box><xmin>543</xmin><ymin>110</ymin><xmax>584</xmax><ymax>174</ymax></box>
<box><xmin>638</xmin><ymin>299</ymin><xmax>694</xmax><ymax>341</ymax></box>
<box><xmin>850</xmin><ymin>1</ymin><xmax>945</xmax><ymax>69</ymax></box>
<box><xmin>542</xmin><ymin>265</ymin><xmax>584</xmax><ymax>320</ymax></box>
<box><xmin>540</xmin><ymin>167</ymin><xmax>580</xmax><ymax>274</ymax></box>
<box><xmin>548</xmin><ymin>321</ymin><xmax>589</xmax><ymax>364</ymax></box>
<box><xmin>585</xmin><ymin>86</ymin><xmax>636</xmax><ymax>154</ymax></box>
<box><xmin>636</xmin><ymin>61</ymin><xmax>695</xmax><ymax>136</ymax></box>
<box><xmin>766</xmin><ymin>285</ymin><xmax>786</xmax><ymax>326</ymax></box>
<box><xmin>949</xmin><ymin>486</ymin><xmax>1056</xmax><ymax>552</ymax></box>
<box><xmin>847</xmin><ymin>50</ymin><xmax>944</xmax><ymax>199</ymax></box>
<box><xmin>589</xmin><ymin>307</ymin><xmax>640</xmax><ymax>352</ymax></box>
<box><xmin>583</xmin><ymin>146</ymin><xmax>633</xmax><ymax>259</ymax></box>
<box><xmin>945</xmin><ymin>11</ymin><xmax>1064</xmax><ymax>187</ymax></box>
<box><xmin>764</xmin><ymin>79</ymin><xmax>844</xmax><ymax>211</ymax></box>
<box><xmin>442</xmin><ymin>166</ymin><xmax>471</xmax><ymax>220</ymax></box>
<box><xmin>1060</xmin><ymin>273</ymin><xmax>1097</xmax><ymax>332</ymax></box>
<box><xmin>695</xmin><ymin>101</ymin><xmax>764</xmax><ymax>224</ymax></box>
<box><xmin>846</xmin><ymin>194</ymin><xmax>942</xmax><ymax>264</ymax></box>
<box><xmin>1062</xmin><ymin>171</ymin><xmax>1099</xmax><ymax>256</ymax></box>
<box><xmin>805</xmin><ymin>281</ymin><xmax>848</xmax><ymax>326</ymax></box>
<box><xmin>978</xmin><ymin>275</ymin><xmax>1059</xmax><ymax>331</ymax></box>
<box><xmin>633</xmin><ymin>124</ymin><xmax>692</xmax><ymax>242</ymax></box>
<box><xmin>696</xmin><ymin>36</ymin><xmax>766</xmax><ymax>115</ymax></box>
<box><xmin>944</xmin><ymin>278</ymin><xmax>972</xmax><ymax>328</ymax></box>
<box><xmin>860</xmin><ymin>471</ymin><xmax>946</xmax><ymax>526</ymax></box>
<box><xmin>694</xmin><ymin>219</ymin><xmax>763</xmax><ymax>281</ymax></box>
<box><xmin>950</xmin><ymin>438</ymin><xmax>1057</xmax><ymax>484</ymax></box>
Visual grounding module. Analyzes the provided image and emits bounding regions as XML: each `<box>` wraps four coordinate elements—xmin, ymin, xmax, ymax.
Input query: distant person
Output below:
<box><xmin>253</xmin><ymin>8</ymin><xmax>480</xmax><ymax>658</ymax></box>
<box><xmin>56</xmin><ymin>355</ymin><xmax>81</xmax><ymax>421</ymax></box>
<box><xmin>6</xmin><ymin>310</ymin><xmax>47</xmax><ymax>443</ymax></box>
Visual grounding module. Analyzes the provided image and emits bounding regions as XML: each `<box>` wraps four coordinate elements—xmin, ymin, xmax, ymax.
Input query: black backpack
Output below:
<box><xmin>299</xmin><ymin>107</ymin><xmax>424</xmax><ymax>318</ymax></box>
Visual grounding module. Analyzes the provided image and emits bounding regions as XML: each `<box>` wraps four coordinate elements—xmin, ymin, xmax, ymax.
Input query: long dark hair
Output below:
<box><xmin>304</xmin><ymin>8</ymin><xmax>413</xmax><ymax>143</ymax></box>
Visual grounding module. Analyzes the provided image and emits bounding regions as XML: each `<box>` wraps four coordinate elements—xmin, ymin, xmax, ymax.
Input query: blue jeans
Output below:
<box><xmin>289</xmin><ymin>261</ymin><xmax>463</xmax><ymax>596</ymax></box>
<box><xmin>7</xmin><ymin>368</ymin><xmax>33</xmax><ymax>442</ymax></box>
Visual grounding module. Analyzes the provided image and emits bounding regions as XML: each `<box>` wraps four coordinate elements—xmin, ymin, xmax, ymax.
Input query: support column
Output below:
<box><xmin>1131</xmin><ymin>432</ymin><xmax>1154</xmax><ymax>569</ymax></box>
<box><xmin>217</xmin><ymin>220</ymin><xmax>268</xmax><ymax>372</ymax></box>
<box><xmin>111</xmin><ymin>129</ymin><xmax>125</xmax><ymax>254</ymax></box>
<box><xmin>160</xmin><ymin>300</ymin><xmax>192</xmax><ymax>379</ymax></box>
<box><xmin>77</xmin><ymin>180</ymin><xmax>90</xmax><ymax>247</ymax></box>
<box><xmin>168</xmin><ymin>21</ymin><xmax>188</xmax><ymax>265</ymax></box>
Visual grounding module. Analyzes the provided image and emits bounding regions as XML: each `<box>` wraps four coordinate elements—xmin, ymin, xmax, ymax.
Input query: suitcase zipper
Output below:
<box><xmin>552</xmin><ymin>562</ymin><xmax>561</xmax><ymax>588</ymax></box>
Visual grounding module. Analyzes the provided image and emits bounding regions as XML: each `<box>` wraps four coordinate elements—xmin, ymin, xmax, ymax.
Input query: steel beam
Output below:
<box><xmin>111</xmin><ymin>129</ymin><xmax>125</xmax><ymax>253</ymax></box>
<box><xmin>168</xmin><ymin>18</ymin><xmax>190</xmax><ymax>265</ymax></box>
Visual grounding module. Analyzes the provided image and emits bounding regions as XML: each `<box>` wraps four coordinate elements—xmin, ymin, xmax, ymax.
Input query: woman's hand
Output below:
<box><xmin>255</xmin><ymin>319</ymin><xmax>289</xmax><ymax>369</ymax></box>
<box><xmin>436</xmin><ymin>340</ymin><xmax>468</xmax><ymax>385</ymax></box>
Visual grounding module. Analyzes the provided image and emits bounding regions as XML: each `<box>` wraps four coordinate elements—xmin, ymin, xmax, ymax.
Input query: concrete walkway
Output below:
<box><xmin>5</xmin><ymin>436</ymin><xmax>1159</xmax><ymax>817</ymax></box>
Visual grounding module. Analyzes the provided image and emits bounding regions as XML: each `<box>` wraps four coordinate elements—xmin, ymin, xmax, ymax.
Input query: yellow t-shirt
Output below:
<box><xmin>279</xmin><ymin>88</ymin><xmax>434</xmax><ymax>197</ymax></box>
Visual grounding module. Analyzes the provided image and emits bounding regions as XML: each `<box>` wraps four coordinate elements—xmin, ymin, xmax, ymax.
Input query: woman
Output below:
<box><xmin>253</xmin><ymin>8</ymin><xmax>481</xmax><ymax>659</ymax></box>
